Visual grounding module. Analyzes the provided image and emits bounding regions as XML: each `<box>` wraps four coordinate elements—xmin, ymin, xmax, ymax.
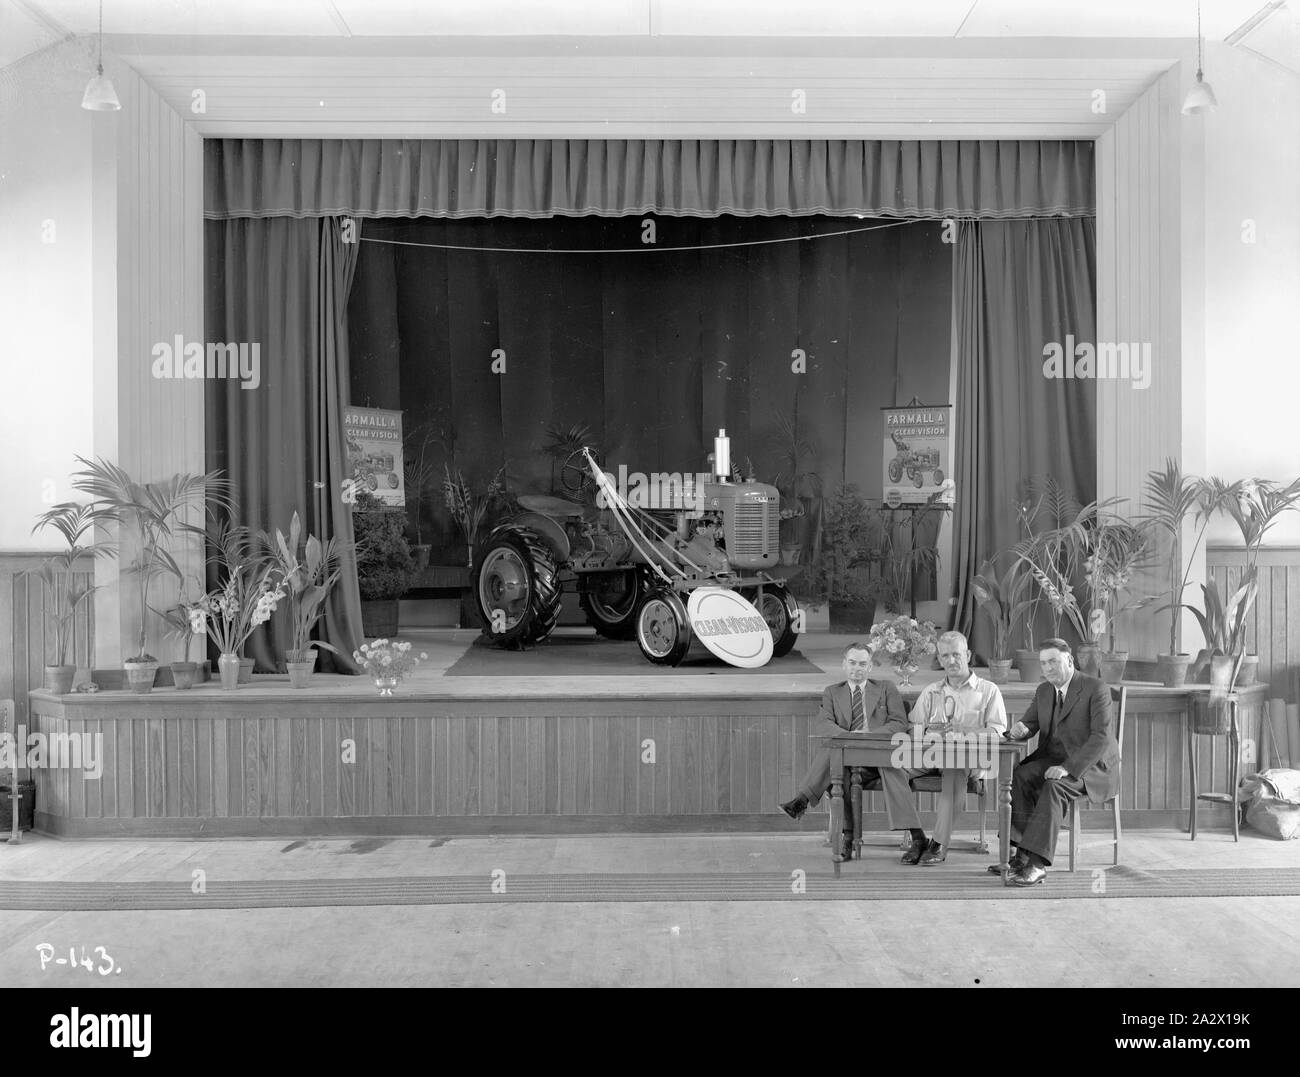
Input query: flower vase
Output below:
<box><xmin>897</xmin><ymin>664</ymin><xmax>918</xmax><ymax>688</ymax></box>
<box><xmin>374</xmin><ymin>674</ymin><xmax>400</xmax><ymax>696</ymax></box>
<box><xmin>218</xmin><ymin>653</ymin><xmax>240</xmax><ymax>690</ymax></box>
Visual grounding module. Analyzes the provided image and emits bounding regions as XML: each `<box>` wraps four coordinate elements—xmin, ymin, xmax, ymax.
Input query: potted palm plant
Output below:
<box><xmin>1143</xmin><ymin>459</ymin><xmax>1212</xmax><ymax>687</ymax></box>
<box><xmin>259</xmin><ymin>512</ymin><xmax>347</xmax><ymax>687</ymax></box>
<box><xmin>71</xmin><ymin>457</ymin><xmax>231</xmax><ymax>693</ymax></box>
<box><xmin>970</xmin><ymin>557</ymin><xmax>1032</xmax><ymax>684</ymax></box>
<box><xmin>29</xmin><ymin>502</ymin><xmax>103</xmax><ymax>694</ymax></box>
<box><xmin>1195</xmin><ymin>475</ymin><xmax>1300</xmax><ymax>688</ymax></box>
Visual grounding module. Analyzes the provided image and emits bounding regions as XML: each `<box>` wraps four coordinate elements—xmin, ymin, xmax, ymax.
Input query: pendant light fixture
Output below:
<box><xmin>81</xmin><ymin>0</ymin><xmax>121</xmax><ymax>111</ymax></box>
<box><xmin>1181</xmin><ymin>1</ymin><xmax>1218</xmax><ymax>115</ymax></box>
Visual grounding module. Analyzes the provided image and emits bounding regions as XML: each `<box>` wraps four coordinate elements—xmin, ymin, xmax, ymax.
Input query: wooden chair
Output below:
<box><xmin>1065</xmin><ymin>683</ymin><xmax>1126</xmax><ymax>872</ymax></box>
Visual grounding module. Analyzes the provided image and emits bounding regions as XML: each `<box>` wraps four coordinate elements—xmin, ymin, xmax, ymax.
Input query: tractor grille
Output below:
<box><xmin>731</xmin><ymin>501</ymin><xmax>777</xmax><ymax>560</ymax></box>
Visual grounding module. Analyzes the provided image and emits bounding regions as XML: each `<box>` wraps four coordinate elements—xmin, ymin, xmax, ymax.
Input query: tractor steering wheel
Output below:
<box><xmin>561</xmin><ymin>448</ymin><xmax>602</xmax><ymax>495</ymax></box>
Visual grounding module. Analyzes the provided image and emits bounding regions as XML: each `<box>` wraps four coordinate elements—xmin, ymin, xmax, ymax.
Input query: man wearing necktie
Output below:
<box><xmin>999</xmin><ymin>638</ymin><xmax>1119</xmax><ymax>886</ymax></box>
<box><xmin>779</xmin><ymin>642</ymin><xmax>931</xmax><ymax>862</ymax></box>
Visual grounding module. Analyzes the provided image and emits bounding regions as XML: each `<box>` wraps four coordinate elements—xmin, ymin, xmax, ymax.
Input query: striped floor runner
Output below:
<box><xmin>1</xmin><ymin>867</ymin><xmax>1299</xmax><ymax>909</ymax></box>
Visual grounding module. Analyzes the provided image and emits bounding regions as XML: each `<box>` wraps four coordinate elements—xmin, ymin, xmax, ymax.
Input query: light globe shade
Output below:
<box><xmin>1181</xmin><ymin>76</ymin><xmax>1218</xmax><ymax>115</ymax></box>
<box><xmin>81</xmin><ymin>70</ymin><xmax>121</xmax><ymax>111</ymax></box>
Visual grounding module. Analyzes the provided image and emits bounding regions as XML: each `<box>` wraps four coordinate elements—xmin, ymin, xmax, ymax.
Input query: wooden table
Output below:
<box><xmin>821</xmin><ymin>729</ymin><xmax>1028</xmax><ymax>878</ymax></box>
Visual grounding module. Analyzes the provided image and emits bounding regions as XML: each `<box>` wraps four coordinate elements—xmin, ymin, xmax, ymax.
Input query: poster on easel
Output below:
<box><xmin>881</xmin><ymin>403</ymin><xmax>954</xmax><ymax>507</ymax></box>
<box><xmin>344</xmin><ymin>405</ymin><xmax>405</xmax><ymax>506</ymax></box>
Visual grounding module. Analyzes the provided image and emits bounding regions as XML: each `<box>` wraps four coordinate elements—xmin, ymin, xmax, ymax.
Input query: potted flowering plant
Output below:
<box><xmin>150</xmin><ymin>580</ymin><xmax>208</xmax><ymax>689</ymax></box>
<box><xmin>198</xmin><ymin>566</ymin><xmax>286</xmax><ymax>689</ymax></box>
<box><xmin>867</xmin><ymin>615</ymin><xmax>939</xmax><ymax>688</ymax></box>
<box><xmin>259</xmin><ymin>512</ymin><xmax>347</xmax><ymax>687</ymax></box>
<box><xmin>352</xmin><ymin>638</ymin><xmax>428</xmax><ymax>696</ymax></box>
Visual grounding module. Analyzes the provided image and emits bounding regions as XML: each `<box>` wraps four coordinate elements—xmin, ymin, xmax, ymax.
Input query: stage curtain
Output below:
<box><xmin>347</xmin><ymin>216</ymin><xmax>953</xmax><ymax>564</ymax></box>
<box><xmin>205</xmin><ymin>139</ymin><xmax>1094</xmax><ymax>221</ymax></box>
<box><xmin>204</xmin><ymin>216</ymin><xmax>364</xmax><ymax>673</ymax></box>
<box><xmin>950</xmin><ymin>217</ymin><xmax>1097</xmax><ymax>659</ymax></box>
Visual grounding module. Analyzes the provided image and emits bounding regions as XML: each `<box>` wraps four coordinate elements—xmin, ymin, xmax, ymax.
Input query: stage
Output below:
<box><xmin>26</xmin><ymin>630</ymin><xmax>1270</xmax><ymax>839</ymax></box>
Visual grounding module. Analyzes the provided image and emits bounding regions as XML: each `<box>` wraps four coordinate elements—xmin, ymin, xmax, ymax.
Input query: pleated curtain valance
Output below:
<box><xmin>203</xmin><ymin>138</ymin><xmax>1094</xmax><ymax>221</ymax></box>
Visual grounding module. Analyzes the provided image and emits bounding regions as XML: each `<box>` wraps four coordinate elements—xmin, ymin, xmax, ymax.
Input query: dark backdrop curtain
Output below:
<box><xmin>205</xmin><ymin>139</ymin><xmax>1095</xmax><ymax>221</ymax></box>
<box><xmin>951</xmin><ymin>217</ymin><xmax>1097</xmax><ymax>659</ymax></box>
<box><xmin>205</xmin><ymin>216</ymin><xmax>363</xmax><ymax>673</ymax></box>
<box><xmin>347</xmin><ymin>216</ymin><xmax>952</xmax><ymax>563</ymax></box>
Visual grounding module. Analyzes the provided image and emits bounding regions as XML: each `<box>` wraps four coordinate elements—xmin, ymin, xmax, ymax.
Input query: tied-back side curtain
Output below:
<box><xmin>204</xmin><ymin>138</ymin><xmax>1094</xmax><ymax>221</ymax></box>
<box><xmin>951</xmin><ymin>217</ymin><xmax>1098</xmax><ymax>660</ymax></box>
<box><xmin>205</xmin><ymin>216</ymin><xmax>364</xmax><ymax>673</ymax></box>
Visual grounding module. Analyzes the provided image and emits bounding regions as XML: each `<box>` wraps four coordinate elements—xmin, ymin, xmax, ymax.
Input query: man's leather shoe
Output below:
<box><xmin>779</xmin><ymin>795</ymin><xmax>809</xmax><ymax>821</ymax></box>
<box><xmin>900</xmin><ymin>838</ymin><xmax>927</xmax><ymax>865</ymax></box>
<box><xmin>919</xmin><ymin>840</ymin><xmax>946</xmax><ymax>865</ymax></box>
<box><xmin>988</xmin><ymin>850</ymin><xmax>1028</xmax><ymax>876</ymax></box>
<box><xmin>1006</xmin><ymin>863</ymin><xmax>1047</xmax><ymax>887</ymax></box>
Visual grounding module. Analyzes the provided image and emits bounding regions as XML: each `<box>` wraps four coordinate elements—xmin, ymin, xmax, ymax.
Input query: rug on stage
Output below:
<box><xmin>4</xmin><ymin>867</ymin><xmax>1299</xmax><ymax>910</ymax></box>
<box><xmin>445</xmin><ymin>634</ymin><xmax>823</xmax><ymax>676</ymax></box>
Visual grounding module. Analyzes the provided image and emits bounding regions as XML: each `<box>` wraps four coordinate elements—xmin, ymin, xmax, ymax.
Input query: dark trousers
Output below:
<box><xmin>797</xmin><ymin>749</ymin><xmax>922</xmax><ymax>831</ymax></box>
<box><xmin>1010</xmin><ymin>758</ymin><xmax>1087</xmax><ymax>866</ymax></box>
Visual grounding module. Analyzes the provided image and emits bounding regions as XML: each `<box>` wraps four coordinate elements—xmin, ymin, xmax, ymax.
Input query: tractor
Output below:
<box><xmin>887</xmin><ymin>431</ymin><xmax>943</xmax><ymax>489</ymax></box>
<box><xmin>471</xmin><ymin>445</ymin><xmax>801</xmax><ymax>666</ymax></box>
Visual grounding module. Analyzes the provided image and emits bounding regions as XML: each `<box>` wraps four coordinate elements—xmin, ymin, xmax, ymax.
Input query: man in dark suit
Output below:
<box><xmin>779</xmin><ymin>642</ymin><xmax>932</xmax><ymax>864</ymax></box>
<box><xmin>999</xmin><ymin>638</ymin><xmax>1119</xmax><ymax>886</ymax></box>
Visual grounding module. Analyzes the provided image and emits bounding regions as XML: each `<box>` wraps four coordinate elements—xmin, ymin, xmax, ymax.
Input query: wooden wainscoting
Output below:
<box><xmin>1</xmin><ymin>553</ymin><xmax>96</xmax><ymax>733</ymax></box>
<box><xmin>1206</xmin><ymin>545</ymin><xmax>1300</xmax><ymax>702</ymax></box>
<box><xmin>29</xmin><ymin>684</ymin><xmax>1269</xmax><ymax>837</ymax></box>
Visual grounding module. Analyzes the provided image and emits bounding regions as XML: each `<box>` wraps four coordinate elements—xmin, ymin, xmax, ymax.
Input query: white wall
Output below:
<box><xmin>1200</xmin><ymin>42</ymin><xmax>1300</xmax><ymax>545</ymax></box>
<box><xmin>0</xmin><ymin>43</ymin><xmax>101</xmax><ymax>550</ymax></box>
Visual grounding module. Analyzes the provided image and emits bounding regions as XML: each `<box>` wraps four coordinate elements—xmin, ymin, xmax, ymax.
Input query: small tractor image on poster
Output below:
<box><xmin>346</xmin><ymin>438</ymin><xmax>400</xmax><ymax>491</ymax></box>
<box><xmin>887</xmin><ymin>431</ymin><xmax>944</xmax><ymax>489</ymax></box>
<box><xmin>470</xmin><ymin>446</ymin><xmax>800</xmax><ymax>667</ymax></box>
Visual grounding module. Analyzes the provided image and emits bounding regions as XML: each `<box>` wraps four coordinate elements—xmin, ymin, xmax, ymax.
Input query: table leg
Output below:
<box><xmin>998</xmin><ymin>769</ymin><xmax>1013</xmax><ymax>880</ymax></box>
<box><xmin>1230</xmin><ymin>701</ymin><xmax>1240</xmax><ymax>843</ymax></box>
<box><xmin>1188</xmin><ymin>704</ymin><xmax>1198</xmax><ymax>841</ymax></box>
<box><xmin>830</xmin><ymin>757</ymin><xmax>845</xmax><ymax>878</ymax></box>
<box><xmin>850</xmin><ymin>768</ymin><xmax>864</xmax><ymax>861</ymax></box>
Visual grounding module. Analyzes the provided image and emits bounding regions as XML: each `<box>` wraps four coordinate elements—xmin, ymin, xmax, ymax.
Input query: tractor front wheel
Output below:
<box><xmin>888</xmin><ymin>458</ymin><xmax>904</xmax><ymax>483</ymax></box>
<box><xmin>749</xmin><ymin>584</ymin><xmax>800</xmax><ymax>658</ymax></box>
<box><xmin>635</xmin><ymin>589</ymin><xmax>692</xmax><ymax>666</ymax></box>
<box><xmin>474</xmin><ymin>527</ymin><xmax>563</xmax><ymax>648</ymax></box>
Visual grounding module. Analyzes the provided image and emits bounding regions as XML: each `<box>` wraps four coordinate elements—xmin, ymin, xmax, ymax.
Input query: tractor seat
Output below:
<box><xmin>516</xmin><ymin>494</ymin><xmax>586</xmax><ymax>518</ymax></box>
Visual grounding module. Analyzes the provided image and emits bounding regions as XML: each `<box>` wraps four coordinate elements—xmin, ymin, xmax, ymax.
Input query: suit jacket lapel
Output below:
<box><xmin>860</xmin><ymin>680</ymin><xmax>883</xmax><ymax>729</ymax></box>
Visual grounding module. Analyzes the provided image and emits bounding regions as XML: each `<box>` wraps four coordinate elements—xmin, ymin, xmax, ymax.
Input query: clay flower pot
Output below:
<box><xmin>170</xmin><ymin>661</ymin><xmax>199</xmax><ymax>690</ymax></box>
<box><xmin>286</xmin><ymin>649</ymin><xmax>317</xmax><ymax>689</ymax></box>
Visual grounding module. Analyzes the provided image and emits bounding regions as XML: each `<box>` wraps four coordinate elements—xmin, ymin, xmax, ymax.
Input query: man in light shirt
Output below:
<box><xmin>908</xmin><ymin>630</ymin><xmax>1008</xmax><ymax>864</ymax></box>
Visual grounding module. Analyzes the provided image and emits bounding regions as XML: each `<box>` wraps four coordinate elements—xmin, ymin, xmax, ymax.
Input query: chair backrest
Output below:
<box><xmin>1110</xmin><ymin>684</ymin><xmax>1127</xmax><ymax>762</ymax></box>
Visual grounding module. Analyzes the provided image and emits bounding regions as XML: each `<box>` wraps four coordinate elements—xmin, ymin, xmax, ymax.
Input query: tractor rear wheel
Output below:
<box><xmin>579</xmin><ymin>569</ymin><xmax>645</xmax><ymax>639</ymax></box>
<box><xmin>474</xmin><ymin>526</ymin><xmax>563</xmax><ymax>648</ymax></box>
<box><xmin>747</xmin><ymin>584</ymin><xmax>800</xmax><ymax>658</ymax></box>
<box><xmin>888</xmin><ymin>458</ymin><xmax>904</xmax><ymax>483</ymax></box>
<box><xmin>635</xmin><ymin>588</ymin><xmax>692</xmax><ymax>666</ymax></box>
